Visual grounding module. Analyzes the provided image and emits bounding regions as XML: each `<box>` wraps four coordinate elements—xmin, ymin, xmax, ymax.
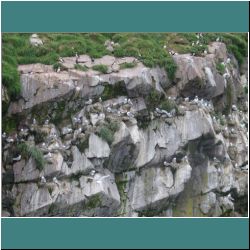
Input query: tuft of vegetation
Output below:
<box><xmin>145</xmin><ymin>89</ymin><xmax>163</xmax><ymax>111</ymax></box>
<box><xmin>97</xmin><ymin>120</ymin><xmax>119</xmax><ymax>145</ymax></box>
<box><xmin>52</xmin><ymin>62</ymin><xmax>67</xmax><ymax>71</ymax></box>
<box><xmin>77</xmin><ymin>134</ymin><xmax>90</xmax><ymax>152</ymax></box>
<box><xmin>159</xmin><ymin>99</ymin><xmax>177</xmax><ymax>112</ymax></box>
<box><xmin>17</xmin><ymin>143</ymin><xmax>45</xmax><ymax>171</ymax></box>
<box><xmin>190</xmin><ymin>44</ymin><xmax>208</xmax><ymax>56</ymax></box>
<box><xmin>74</xmin><ymin>64</ymin><xmax>88</xmax><ymax>72</ymax></box>
<box><xmin>119</xmin><ymin>62</ymin><xmax>137</xmax><ymax>69</ymax></box>
<box><xmin>2</xmin><ymin>116</ymin><xmax>18</xmax><ymax>133</ymax></box>
<box><xmin>216</xmin><ymin>62</ymin><xmax>226</xmax><ymax>74</ymax></box>
<box><xmin>112</xmin><ymin>33</ymin><xmax>177</xmax><ymax>80</ymax></box>
<box><xmin>85</xmin><ymin>194</ymin><xmax>102</xmax><ymax>209</ymax></box>
<box><xmin>30</xmin><ymin>129</ymin><xmax>48</xmax><ymax>144</ymax></box>
<box><xmin>92</xmin><ymin>64</ymin><xmax>108</xmax><ymax>74</ymax></box>
<box><xmin>101</xmin><ymin>81</ymin><xmax>128</xmax><ymax>101</ymax></box>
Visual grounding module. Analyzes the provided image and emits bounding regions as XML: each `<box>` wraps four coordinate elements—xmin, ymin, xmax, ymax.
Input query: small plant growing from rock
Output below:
<box><xmin>120</xmin><ymin>62</ymin><xmax>137</xmax><ymax>69</ymax></box>
<box><xmin>52</xmin><ymin>62</ymin><xmax>67</xmax><ymax>71</ymax></box>
<box><xmin>216</xmin><ymin>62</ymin><xmax>226</xmax><ymax>74</ymax></box>
<box><xmin>101</xmin><ymin>81</ymin><xmax>128</xmax><ymax>101</ymax></box>
<box><xmin>97</xmin><ymin>120</ymin><xmax>119</xmax><ymax>145</ymax></box>
<box><xmin>92</xmin><ymin>64</ymin><xmax>108</xmax><ymax>74</ymax></box>
<box><xmin>17</xmin><ymin>143</ymin><xmax>45</xmax><ymax>171</ymax></box>
<box><xmin>74</xmin><ymin>64</ymin><xmax>88</xmax><ymax>72</ymax></box>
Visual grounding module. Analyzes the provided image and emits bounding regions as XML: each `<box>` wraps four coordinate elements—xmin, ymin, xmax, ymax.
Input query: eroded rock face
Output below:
<box><xmin>2</xmin><ymin>42</ymin><xmax>248</xmax><ymax>217</ymax></box>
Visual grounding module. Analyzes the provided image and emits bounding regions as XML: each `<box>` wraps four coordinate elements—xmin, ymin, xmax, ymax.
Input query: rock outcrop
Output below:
<box><xmin>2</xmin><ymin>42</ymin><xmax>248</xmax><ymax>217</ymax></box>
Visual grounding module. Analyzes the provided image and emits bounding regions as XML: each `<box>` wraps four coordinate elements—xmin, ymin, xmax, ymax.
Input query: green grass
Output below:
<box><xmin>101</xmin><ymin>81</ymin><xmax>128</xmax><ymax>101</ymax></box>
<box><xmin>2</xmin><ymin>33</ymin><xmax>247</xmax><ymax>105</ymax></box>
<box><xmin>74</xmin><ymin>64</ymin><xmax>88</xmax><ymax>72</ymax></box>
<box><xmin>92</xmin><ymin>64</ymin><xmax>108</xmax><ymax>74</ymax></box>
<box><xmin>112</xmin><ymin>33</ymin><xmax>177</xmax><ymax>80</ymax></box>
<box><xmin>97</xmin><ymin>120</ymin><xmax>119</xmax><ymax>145</ymax></box>
<box><xmin>119</xmin><ymin>62</ymin><xmax>137</xmax><ymax>69</ymax></box>
<box><xmin>2</xmin><ymin>116</ymin><xmax>18</xmax><ymax>133</ymax></box>
<box><xmin>145</xmin><ymin>89</ymin><xmax>163</xmax><ymax>111</ymax></box>
<box><xmin>85</xmin><ymin>194</ymin><xmax>102</xmax><ymax>209</ymax></box>
<box><xmin>159</xmin><ymin>99</ymin><xmax>177</xmax><ymax>112</ymax></box>
<box><xmin>52</xmin><ymin>62</ymin><xmax>67</xmax><ymax>71</ymax></box>
<box><xmin>76</xmin><ymin>134</ymin><xmax>90</xmax><ymax>152</ymax></box>
<box><xmin>17</xmin><ymin>143</ymin><xmax>45</xmax><ymax>171</ymax></box>
<box><xmin>216</xmin><ymin>62</ymin><xmax>226</xmax><ymax>74</ymax></box>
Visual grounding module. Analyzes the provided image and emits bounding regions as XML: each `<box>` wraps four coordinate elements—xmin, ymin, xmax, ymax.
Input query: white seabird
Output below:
<box><xmin>41</xmin><ymin>176</ymin><xmax>46</xmax><ymax>184</ymax></box>
<box><xmin>128</xmin><ymin>99</ymin><xmax>133</xmax><ymax>105</ymax></box>
<box><xmin>96</xmin><ymin>175</ymin><xmax>110</xmax><ymax>184</ymax></box>
<box><xmin>123</xmin><ymin>98</ymin><xmax>128</xmax><ymax>104</ymax></box>
<box><xmin>226</xmin><ymin>58</ymin><xmax>231</xmax><ymax>64</ymax></box>
<box><xmin>85</xmin><ymin>98</ymin><xmax>93</xmax><ymax>105</ymax></box>
<box><xmin>163</xmin><ymin>161</ymin><xmax>168</xmax><ymax>166</ymax></box>
<box><xmin>107</xmin><ymin>107</ymin><xmax>112</xmax><ymax>113</ymax></box>
<box><xmin>183</xmin><ymin>155</ymin><xmax>189</xmax><ymax>164</ymax></box>
<box><xmin>99</xmin><ymin>97</ymin><xmax>102</xmax><ymax>102</ymax></box>
<box><xmin>44</xmin><ymin>119</ymin><xmax>49</xmax><ymax>125</ymax></box>
<box><xmin>172</xmin><ymin>157</ymin><xmax>177</xmax><ymax>164</ymax></box>
<box><xmin>6</xmin><ymin>137</ymin><xmax>14</xmax><ymax>143</ymax></box>
<box><xmin>227</xmin><ymin>193</ymin><xmax>234</xmax><ymax>202</ymax></box>
<box><xmin>90</xmin><ymin>170</ymin><xmax>96</xmax><ymax>177</ymax></box>
<box><xmin>127</xmin><ymin>111</ymin><xmax>134</xmax><ymax>118</ymax></box>
<box><xmin>58</xmin><ymin>57</ymin><xmax>64</xmax><ymax>63</ymax></box>
<box><xmin>13</xmin><ymin>155</ymin><xmax>22</xmax><ymax>162</ymax></box>
<box><xmin>44</xmin><ymin>152</ymin><xmax>52</xmax><ymax>158</ymax></box>
<box><xmin>53</xmin><ymin>177</ymin><xmax>59</xmax><ymax>185</ymax></box>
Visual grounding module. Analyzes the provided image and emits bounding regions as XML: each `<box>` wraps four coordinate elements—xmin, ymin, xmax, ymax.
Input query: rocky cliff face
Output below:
<box><xmin>2</xmin><ymin>42</ymin><xmax>248</xmax><ymax>217</ymax></box>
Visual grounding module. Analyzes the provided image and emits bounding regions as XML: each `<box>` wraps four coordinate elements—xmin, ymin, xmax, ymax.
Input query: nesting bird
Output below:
<box><xmin>53</xmin><ymin>177</ymin><xmax>59</xmax><ymax>185</ymax></box>
<box><xmin>90</xmin><ymin>170</ymin><xmax>96</xmax><ymax>177</ymax></box>
<box><xmin>85</xmin><ymin>98</ymin><xmax>93</xmax><ymax>105</ymax></box>
<box><xmin>75</xmin><ymin>52</ymin><xmax>79</xmax><ymax>63</ymax></box>
<box><xmin>41</xmin><ymin>176</ymin><xmax>46</xmax><ymax>184</ymax></box>
<box><xmin>163</xmin><ymin>161</ymin><xmax>168</xmax><ymax>167</ymax></box>
<box><xmin>13</xmin><ymin>155</ymin><xmax>22</xmax><ymax>162</ymax></box>
<box><xmin>96</xmin><ymin>175</ymin><xmax>110</xmax><ymax>184</ymax></box>
<box><xmin>44</xmin><ymin>152</ymin><xmax>52</xmax><ymax>158</ymax></box>
<box><xmin>127</xmin><ymin>111</ymin><xmax>134</xmax><ymax>118</ymax></box>
<box><xmin>6</xmin><ymin>137</ymin><xmax>14</xmax><ymax>143</ymax></box>
<box><xmin>44</xmin><ymin>119</ymin><xmax>49</xmax><ymax>125</ymax></box>
<box><xmin>123</xmin><ymin>98</ymin><xmax>128</xmax><ymax>104</ymax></box>
<box><xmin>128</xmin><ymin>98</ymin><xmax>133</xmax><ymax>105</ymax></box>
<box><xmin>58</xmin><ymin>57</ymin><xmax>64</xmax><ymax>63</ymax></box>
<box><xmin>183</xmin><ymin>155</ymin><xmax>189</xmax><ymax>164</ymax></box>
<box><xmin>227</xmin><ymin>193</ymin><xmax>234</xmax><ymax>202</ymax></box>
<box><xmin>232</xmin><ymin>104</ymin><xmax>237</xmax><ymax>111</ymax></box>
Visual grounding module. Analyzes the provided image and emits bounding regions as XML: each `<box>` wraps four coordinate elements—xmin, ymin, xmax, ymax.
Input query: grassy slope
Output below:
<box><xmin>2</xmin><ymin>33</ymin><xmax>248</xmax><ymax>105</ymax></box>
